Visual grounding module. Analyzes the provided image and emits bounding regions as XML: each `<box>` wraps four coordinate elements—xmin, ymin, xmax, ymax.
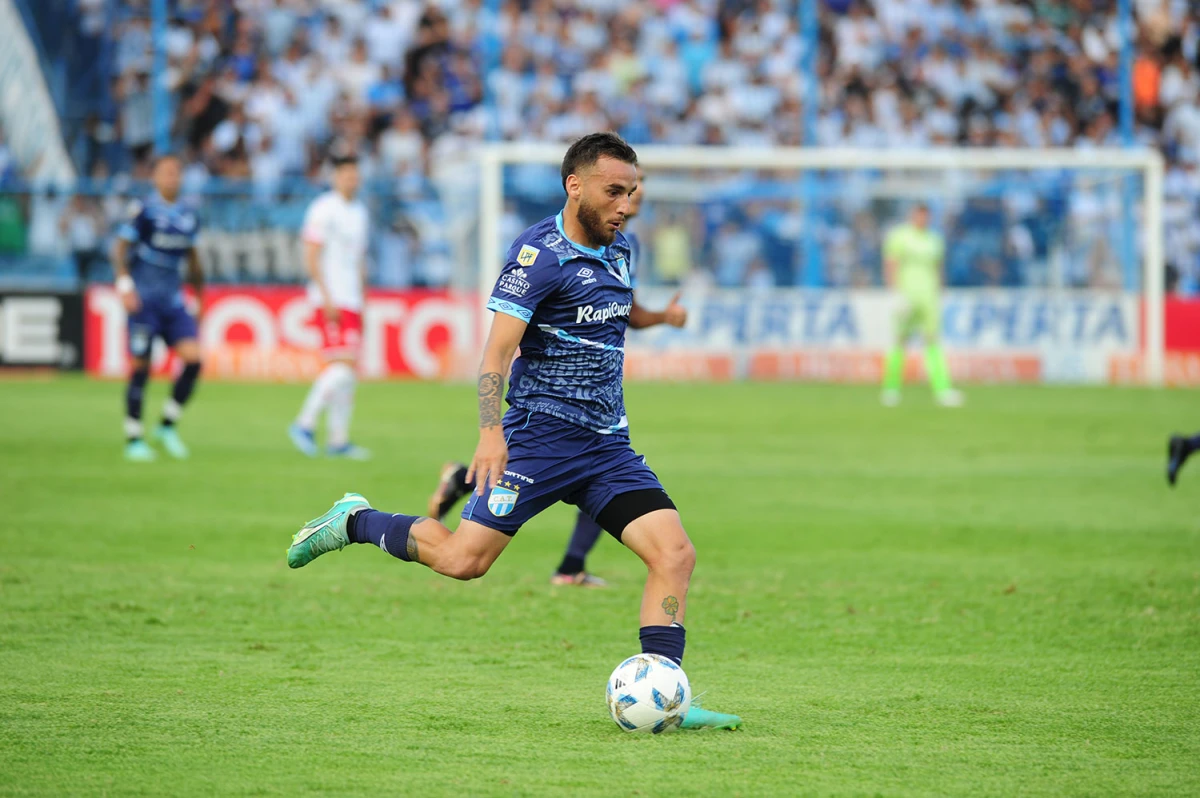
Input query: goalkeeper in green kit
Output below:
<box><xmin>880</xmin><ymin>202</ymin><xmax>963</xmax><ymax>408</ymax></box>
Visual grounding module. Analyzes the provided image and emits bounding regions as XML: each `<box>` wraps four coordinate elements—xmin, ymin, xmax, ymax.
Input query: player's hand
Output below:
<box><xmin>664</xmin><ymin>292</ymin><xmax>687</xmax><ymax>328</ymax></box>
<box><xmin>467</xmin><ymin>429</ymin><xmax>509</xmax><ymax>495</ymax></box>
<box><xmin>322</xmin><ymin>303</ymin><xmax>340</xmax><ymax>323</ymax></box>
<box><xmin>121</xmin><ymin>288</ymin><xmax>141</xmax><ymax>314</ymax></box>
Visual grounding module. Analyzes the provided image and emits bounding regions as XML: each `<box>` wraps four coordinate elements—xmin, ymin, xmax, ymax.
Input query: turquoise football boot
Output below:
<box><xmin>154</xmin><ymin>425</ymin><xmax>190</xmax><ymax>459</ymax></box>
<box><xmin>681</xmin><ymin>705</ymin><xmax>742</xmax><ymax>731</ymax></box>
<box><xmin>287</xmin><ymin>492</ymin><xmax>371</xmax><ymax>569</ymax></box>
<box><xmin>124</xmin><ymin>439</ymin><xmax>157</xmax><ymax>462</ymax></box>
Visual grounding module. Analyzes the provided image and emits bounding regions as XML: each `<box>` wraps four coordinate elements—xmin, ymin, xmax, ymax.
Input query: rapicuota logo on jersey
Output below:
<box><xmin>487</xmin><ymin>480</ymin><xmax>521</xmax><ymax>517</ymax></box>
<box><xmin>576</xmin><ymin>301</ymin><xmax>633</xmax><ymax>324</ymax></box>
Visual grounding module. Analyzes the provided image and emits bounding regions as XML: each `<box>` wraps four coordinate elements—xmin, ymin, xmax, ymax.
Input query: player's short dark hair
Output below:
<box><xmin>560</xmin><ymin>132</ymin><xmax>638</xmax><ymax>191</ymax></box>
<box><xmin>330</xmin><ymin>152</ymin><xmax>359</xmax><ymax>168</ymax></box>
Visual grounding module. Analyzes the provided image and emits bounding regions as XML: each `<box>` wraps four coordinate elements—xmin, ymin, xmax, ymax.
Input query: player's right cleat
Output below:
<box><xmin>154</xmin><ymin>425</ymin><xmax>189</xmax><ymax>459</ymax></box>
<box><xmin>681</xmin><ymin>705</ymin><xmax>742</xmax><ymax>731</ymax></box>
<box><xmin>288</xmin><ymin>424</ymin><xmax>318</xmax><ymax>457</ymax></box>
<box><xmin>1167</xmin><ymin>435</ymin><xmax>1192</xmax><ymax>487</ymax></box>
<box><xmin>935</xmin><ymin>389</ymin><xmax>965</xmax><ymax>408</ymax></box>
<box><xmin>428</xmin><ymin>461</ymin><xmax>472</xmax><ymax>520</ymax></box>
<box><xmin>124</xmin><ymin>439</ymin><xmax>157</xmax><ymax>462</ymax></box>
<box><xmin>124</xmin><ymin>439</ymin><xmax>158</xmax><ymax>463</ymax></box>
<box><xmin>881</xmin><ymin>389</ymin><xmax>901</xmax><ymax>407</ymax></box>
<box><xmin>287</xmin><ymin>492</ymin><xmax>371</xmax><ymax>569</ymax></box>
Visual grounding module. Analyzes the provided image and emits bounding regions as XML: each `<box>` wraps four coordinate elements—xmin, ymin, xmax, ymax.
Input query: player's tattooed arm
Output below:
<box><xmin>478</xmin><ymin>372</ymin><xmax>502</xmax><ymax>429</ymax></box>
<box><xmin>469</xmin><ymin>311</ymin><xmax>525</xmax><ymax>491</ymax></box>
<box><xmin>661</xmin><ymin>595</ymin><xmax>680</xmax><ymax>624</ymax></box>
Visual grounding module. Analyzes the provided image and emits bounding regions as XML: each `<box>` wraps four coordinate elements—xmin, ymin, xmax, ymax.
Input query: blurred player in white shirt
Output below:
<box><xmin>289</xmin><ymin>153</ymin><xmax>372</xmax><ymax>459</ymax></box>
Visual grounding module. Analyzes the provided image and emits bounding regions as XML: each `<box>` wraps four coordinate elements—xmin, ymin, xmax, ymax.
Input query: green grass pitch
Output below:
<box><xmin>1</xmin><ymin>377</ymin><xmax>1198</xmax><ymax>796</ymax></box>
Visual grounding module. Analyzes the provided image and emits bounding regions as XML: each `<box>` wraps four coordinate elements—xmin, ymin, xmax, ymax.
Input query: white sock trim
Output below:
<box><xmin>124</xmin><ymin>418</ymin><xmax>144</xmax><ymax>438</ymax></box>
<box><xmin>162</xmin><ymin>398</ymin><xmax>182</xmax><ymax>422</ymax></box>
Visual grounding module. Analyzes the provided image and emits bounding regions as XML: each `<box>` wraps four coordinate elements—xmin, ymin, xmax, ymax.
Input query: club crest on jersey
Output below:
<box><xmin>488</xmin><ymin>481</ymin><xmax>520</xmax><ymax>517</ymax></box>
<box><xmin>605</xmin><ymin>257</ymin><xmax>631</xmax><ymax>287</ymax></box>
<box><xmin>516</xmin><ymin>245</ymin><xmax>539</xmax><ymax>267</ymax></box>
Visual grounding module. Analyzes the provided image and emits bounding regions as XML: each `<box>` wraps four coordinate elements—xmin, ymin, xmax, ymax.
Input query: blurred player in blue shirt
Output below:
<box><xmin>286</xmin><ymin>134</ymin><xmax>737</xmax><ymax>729</ymax></box>
<box><xmin>110</xmin><ymin>155</ymin><xmax>204</xmax><ymax>462</ymax></box>
<box><xmin>424</xmin><ymin>165</ymin><xmax>689</xmax><ymax>587</ymax></box>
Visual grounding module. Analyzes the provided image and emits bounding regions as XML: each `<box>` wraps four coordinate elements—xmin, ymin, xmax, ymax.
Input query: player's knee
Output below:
<box><xmin>649</xmin><ymin>536</ymin><xmax>695</xmax><ymax>578</ymax></box>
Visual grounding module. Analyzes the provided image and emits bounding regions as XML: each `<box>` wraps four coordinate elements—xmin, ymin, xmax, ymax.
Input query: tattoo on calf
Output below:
<box><xmin>406</xmin><ymin>533</ymin><xmax>419</xmax><ymax>563</ymax></box>
<box><xmin>478</xmin><ymin>372</ymin><xmax>502</xmax><ymax>429</ymax></box>
<box><xmin>661</xmin><ymin>595</ymin><xmax>680</xmax><ymax>623</ymax></box>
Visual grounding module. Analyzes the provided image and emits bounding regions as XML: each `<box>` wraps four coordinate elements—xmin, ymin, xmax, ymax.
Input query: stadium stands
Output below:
<box><xmin>2</xmin><ymin>0</ymin><xmax>1198</xmax><ymax>291</ymax></box>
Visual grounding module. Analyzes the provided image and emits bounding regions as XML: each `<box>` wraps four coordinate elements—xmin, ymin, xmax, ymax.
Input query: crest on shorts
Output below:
<box><xmin>516</xmin><ymin>245</ymin><xmax>539</xmax><ymax>267</ymax></box>
<box><xmin>487</xmin><ymin>481</ymin><xmax>520</xmax><ymax>517</ymax></box>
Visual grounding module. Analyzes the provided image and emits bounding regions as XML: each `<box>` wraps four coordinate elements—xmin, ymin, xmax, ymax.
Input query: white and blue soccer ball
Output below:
<box><xmin>605</xmin><ymin>653</ymin><xmax>691</xmax><ymax>733</ymax></box>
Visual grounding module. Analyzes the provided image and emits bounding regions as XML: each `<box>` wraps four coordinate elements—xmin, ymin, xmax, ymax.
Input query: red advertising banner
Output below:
<box><xmin>85</xmin><ymin>286</ymin><xmax>479</xmax><ymax>380</ymax></box>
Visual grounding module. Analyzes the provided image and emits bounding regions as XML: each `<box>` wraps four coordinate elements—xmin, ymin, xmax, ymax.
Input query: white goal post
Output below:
<box><xmin>477</xmin><ymin>145</ymin><xmax>1165</xmax><ymax>386</ymax></box>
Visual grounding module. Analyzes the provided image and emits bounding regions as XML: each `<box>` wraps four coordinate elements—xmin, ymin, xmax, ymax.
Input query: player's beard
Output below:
<box><xmin>577</xmin><ymin>198</ymin><xmax>616</xmax><ymax>247</ymax></box>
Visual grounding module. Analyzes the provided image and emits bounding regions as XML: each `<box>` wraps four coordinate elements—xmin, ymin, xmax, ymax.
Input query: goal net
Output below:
<box><xmin>477</xmin><ymin>145</ymin><xmax>1164</xmax><ymax>386</ymax></box>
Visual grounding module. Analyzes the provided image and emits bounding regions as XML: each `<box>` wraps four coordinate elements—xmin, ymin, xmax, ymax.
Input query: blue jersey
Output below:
<box><xmin>626</xmin><ymin>230</ymin><xmax>641</xmax><ymax>287</ymax></box>
<box><xmin>118</xmin><ymin>193</ymin><xmax>200</xmax><ymax>305</ymax></box>
<box><xmin>487</xmin><ymin>212</ymin><xmax>634</xmax><ymax>434</ymax></box>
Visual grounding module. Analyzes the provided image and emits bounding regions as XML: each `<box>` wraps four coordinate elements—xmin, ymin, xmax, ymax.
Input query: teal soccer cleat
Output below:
<box><xmin>287</xmin><ymin>492</ymin><xmax>371</xmax><ymax>569</ymax></box>
<box><xmin>154</xmin><ymin>426</ymin><xmax>190</xmax><ymax>459</ymax></box>
<box><xmin>681</xmin><ymin>705</ymin><xmax>742</xmax><ymax>731</ymax></box>
<box><xmin>124</xmin><ymin>439</ymin><xmax>157</xmax><ymax>462</ymax></box>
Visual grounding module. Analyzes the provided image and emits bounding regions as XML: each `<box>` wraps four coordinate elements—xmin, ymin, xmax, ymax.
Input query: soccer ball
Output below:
<box><xmin>605</xmin><ymin>653</ymin><xmax>691</xmax><ymax>733</ymax></box>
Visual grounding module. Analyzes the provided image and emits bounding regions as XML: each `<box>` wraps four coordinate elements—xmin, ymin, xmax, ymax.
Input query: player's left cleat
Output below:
<box><xmin>124</xmin><ymin>439</ymin><xmax>157</xmax><ymax>462</ymax></box>
<box><xmin>428</xmin><ymin>461</ymin><xmax>471</xmax><ymax>520</ymax></box>
<box><xmin>287</xmin><ymin>492</ymin><xmax>371</xmax><ymax>569</ymax></box>
<box><xmin>681</xmin><ymin>705</ymin><xmax>742</xmax><ymax>731</ymax></box>
<box><xmin>935</xmin><ymin>389</ymin><xmax>965</xmax><ymax>408</ymax></box>
<box><xmin>327</xmin><ymin>443</ymin><xmax>372</xmax><ymax>461</ymax></box>
<box><xmin>1167</xmin><ymin>435</ymin><xmax>1192</xmax><ymax>487</ymax></box>
<box><xmin>550</xmin><ymin>572</ymin><xmax>608</xmax><ymax>588</ymax></box>
<box><xmin>154</xmin><ymin>425</ymin><xmax>189</xmax><ymax>459</ymax></box>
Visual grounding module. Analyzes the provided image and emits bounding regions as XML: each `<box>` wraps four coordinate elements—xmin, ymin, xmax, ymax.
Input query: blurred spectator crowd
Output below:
<box><xmin>3</xmin><ymin>0</ymin><xmax>1200</xmax><ymax>292</ymax></box>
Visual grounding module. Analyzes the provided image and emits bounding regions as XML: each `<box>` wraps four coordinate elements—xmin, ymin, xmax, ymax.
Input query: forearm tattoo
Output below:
<box><xmin>661</xmin><ymin>595</ymin><xmax>680</xmax><ymax>623</ymax></box>
<box><xmin>478</xmin><ymin>371</ymin><xmax>502</xmax><ymax>429</ymax></box>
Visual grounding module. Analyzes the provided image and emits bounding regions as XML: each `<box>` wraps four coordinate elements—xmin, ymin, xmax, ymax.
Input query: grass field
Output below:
<box><xmin>1</xmin><ymin>377</ymin><xmax>1198</xmax><ymax>796</ymax></box>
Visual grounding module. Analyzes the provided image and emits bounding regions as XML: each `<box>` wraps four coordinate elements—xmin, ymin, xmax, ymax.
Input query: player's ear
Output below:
<box><xmin>565</xmin><ymin>173</ymin><xmax>582</xmax><ymax>200</ymax></box>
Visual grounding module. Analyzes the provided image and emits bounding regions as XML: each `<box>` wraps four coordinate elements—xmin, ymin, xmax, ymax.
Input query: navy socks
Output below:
<box><xmin>640</xmin><ymin>623</ymin><xmax>686</xmax><ymax>666</ymax></box>
<box><xmin>556</xmin><ymin>512</ymin><xmax>605</xmax><ymax>575</ymax></box>
<box><xmin>348</xmin><ymin>509</ymin><xmax>422</xmax><ymax>562</ymax></box>
<box><xmin>125</xmin><ymin>368</ymin><xmax>150</xmax><ymax>440</ymax></box>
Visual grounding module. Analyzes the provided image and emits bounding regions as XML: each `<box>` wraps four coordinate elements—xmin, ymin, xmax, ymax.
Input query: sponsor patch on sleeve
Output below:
<box><xmin>516</xmin><ymin>244</ymin><xmax>539</xmax><ymax>267</ymax></box>
<box><xmin>498</xmin><ymin>266</ymin><xmax>532</xmax><ymax>298</ymax></box>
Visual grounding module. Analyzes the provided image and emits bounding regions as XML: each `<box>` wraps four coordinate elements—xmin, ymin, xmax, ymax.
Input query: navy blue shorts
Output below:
<box><xmin>462</xmin><ymin>409</ymin><xmax>669</xmax><ymax>535</ymax></box>
<box><xmin>127</xmin><ymin>299</ymin><xmax>198</xmax><ymax>358</ymax></box>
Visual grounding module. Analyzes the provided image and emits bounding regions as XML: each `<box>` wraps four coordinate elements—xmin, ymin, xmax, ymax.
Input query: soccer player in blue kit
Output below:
<box><xmin>286</xmin><ymin>133</ymin><xmax>738</xmax><ymax>729</ymax></box>
<box><xmin>425</xmin><ymin>164</ymin><xmax>689</xmax><ymax>587</ymax></box>
<box><xmin>110</xmin><ymin>154</ymin><xmax>204</xmax><ymax>462</ymax></box>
